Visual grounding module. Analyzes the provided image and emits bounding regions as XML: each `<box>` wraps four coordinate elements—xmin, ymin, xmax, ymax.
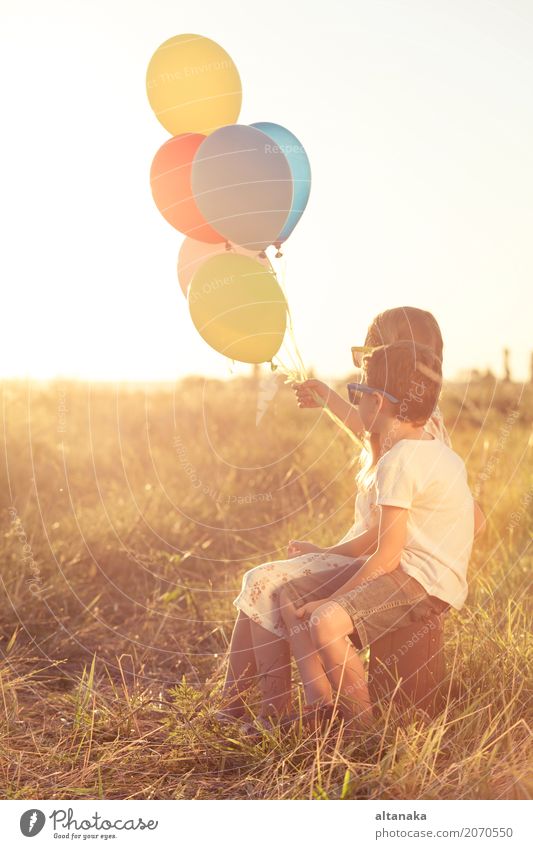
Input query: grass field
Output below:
<box><xmin>0</xmin><ymin>375</ymin><xmax>531</xmax><ymax>799</ymax></box>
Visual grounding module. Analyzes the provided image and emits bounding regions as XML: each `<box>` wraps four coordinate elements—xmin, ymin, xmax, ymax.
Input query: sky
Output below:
<box><xmin>1</xmin><ymin>0</ymin><xmax>532</xmax><ymax>382</ymax></box>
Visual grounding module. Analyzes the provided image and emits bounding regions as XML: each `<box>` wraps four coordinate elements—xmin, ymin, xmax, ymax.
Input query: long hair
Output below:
<box><xmin>356</xmin><ymin>307</ymin><xmax>444</xmax><ymax>489</ymax></box>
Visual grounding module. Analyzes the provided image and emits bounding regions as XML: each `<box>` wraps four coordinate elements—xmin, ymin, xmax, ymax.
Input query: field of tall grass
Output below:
<box><xmin>0</xmin><ymin>375</ymin><xmax>531</xmax><ymax>799</ymax></box>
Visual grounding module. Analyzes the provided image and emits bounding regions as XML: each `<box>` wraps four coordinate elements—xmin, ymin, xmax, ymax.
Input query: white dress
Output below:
<box><xmin>232</xmin><ymin>409</ymin><xmax>451</xmax><ymax>639</ymax></box>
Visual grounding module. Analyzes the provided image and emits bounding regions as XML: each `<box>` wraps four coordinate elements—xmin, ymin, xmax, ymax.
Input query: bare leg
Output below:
<box><xmin>279</xmin><ymin>589</ymin><xmax>333</xmax><ymax>706</ymax></box>
<box><xmin>222</xmin><ymin>611</ymin><xmax>258</xmax><ymax>717</ymax></box>
<box><xmin>248</xmin><ymin>619</ymin><xmax>292</xmax><ymax>718</ymax></box>
<box><xmin>310</xmin><ymin>601</ymin><xmax>372</xmax><ymax>722</ymax></box>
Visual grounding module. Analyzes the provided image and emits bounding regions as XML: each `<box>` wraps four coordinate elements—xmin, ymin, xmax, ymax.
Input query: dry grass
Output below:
<box><xmin>0</xmin><ymin>375</ymin><xmax>531</xmax><ymax>799</ymax></box>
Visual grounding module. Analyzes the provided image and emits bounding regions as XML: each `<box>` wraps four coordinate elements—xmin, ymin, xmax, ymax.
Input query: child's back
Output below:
<box><xmin>375</xmin><ymin>435</ymin><xmax>474</xmax><ymax>610</ymax></box>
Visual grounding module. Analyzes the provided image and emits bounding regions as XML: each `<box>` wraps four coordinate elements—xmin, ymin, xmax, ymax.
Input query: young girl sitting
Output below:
<box><xmin>222</xmin><ymin>307</ymin><xmax>463</xmax><ymax>726</ymax></box>
<box><xmin>279</xmin><ymin>341</ymin><xmax>475</xmax><ymax>729</ymax></box>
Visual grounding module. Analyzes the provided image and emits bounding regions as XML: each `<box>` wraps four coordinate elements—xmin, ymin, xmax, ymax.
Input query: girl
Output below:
<box><xmin>221</xmin><ymin>307</ymin><xmax>455</xmax><ymax>725</ymax></box>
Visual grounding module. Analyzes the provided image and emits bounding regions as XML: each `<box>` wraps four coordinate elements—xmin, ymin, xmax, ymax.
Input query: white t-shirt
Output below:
<box><xmin>351</xmin><ymin>406</ymin><xmax>452</xmax><ymax>536</ymax></box>
<box><xmin>374</xmin><ymin>436</ymin><xmax>474</xmax><ymax>610</ymax></box>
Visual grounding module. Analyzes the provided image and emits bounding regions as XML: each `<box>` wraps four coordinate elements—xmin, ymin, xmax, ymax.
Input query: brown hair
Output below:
<box><xmin>356</xmin><ymin>307</ymin><xmax>444</xmax><ymax>487</ymax></box>
<box><xmin>364</xmin><ymin>307</ymin><xmax>443</xmax><ymax>361</ymax></box>
<box><xmin>363</xmin><ymin>341</ymin><xmax>442</xmax><ymax>425</ymax></box>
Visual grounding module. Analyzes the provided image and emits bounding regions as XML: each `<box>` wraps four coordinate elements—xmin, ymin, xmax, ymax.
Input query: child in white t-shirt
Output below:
<box><xmin>279</xmin><ymin>341</ymin><xmax>474</xmax><ymax>727</ymax></box>
<box><xmin>372</xmin><ymin>434</ymin><xmax>473</xmax><ymax>609</ymax></box>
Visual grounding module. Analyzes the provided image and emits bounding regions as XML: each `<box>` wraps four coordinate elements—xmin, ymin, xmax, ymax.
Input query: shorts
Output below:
<box><xmin>282</xmin><ymin>562</ymin><xmax>450</xmax><ymax>649</ymax></box>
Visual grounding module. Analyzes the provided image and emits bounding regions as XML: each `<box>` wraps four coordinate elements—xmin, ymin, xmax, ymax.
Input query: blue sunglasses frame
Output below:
<box><xmin>347</xmin><ymin>382</ymin><xmax>400</xmax><ymax>405</ymax></box>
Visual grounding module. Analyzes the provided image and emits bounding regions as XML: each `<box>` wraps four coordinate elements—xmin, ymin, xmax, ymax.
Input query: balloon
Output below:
<box><xmin>146</xmin><ymin>34</ymin><xmax>242</xmax><ymax>136</ymax></box>
<box><xmin>150</xmin><ymin>134</ymin><xmax>223</xmax><ymax>242</ymax></box>
<box><xmin>251</xmin><ymin>122</ymin><xmax>311</xmax><ymax>245</ymax></box>
<box><xmin>191</xmin><ymin>125</ymin><xmax>293</xmax><ymax>252</ymax></box>
<box><xmin>178</xmin><ymin>238</ymin><xmax>269</xmax><ymax>297</ymax></box>
<box><xmin>188</xmin><ymin>253</ymin><xmax>287</xmax><ymax>363</ymax></box>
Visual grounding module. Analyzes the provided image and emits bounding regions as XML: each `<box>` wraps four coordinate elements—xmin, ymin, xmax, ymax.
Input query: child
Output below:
<box><xmin>279</xmin><ymin>341</ymin><xmax>475</xmax><ymax>727</ymax></box>
<box><xmin>223</xmin><ymin>308</ymin><xmax>475</xmax><ymax>725</ymax></box>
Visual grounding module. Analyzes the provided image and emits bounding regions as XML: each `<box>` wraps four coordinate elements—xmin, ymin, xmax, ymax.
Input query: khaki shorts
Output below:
<box><xmin>282</xmin><ymin>560</ymin><xmax>450</xmax><ymax>649</ymax></box>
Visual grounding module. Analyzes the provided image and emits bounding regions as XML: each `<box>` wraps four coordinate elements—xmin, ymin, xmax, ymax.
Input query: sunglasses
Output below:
<box><xmin>351</xmin><ymin>345</ymin><xmax>374</xmax><ymax>368</ymax></box>
<box><xmin>346</xmin><ymin>382</ymin><xmax>400</xmax><ymax>406</ymax></box>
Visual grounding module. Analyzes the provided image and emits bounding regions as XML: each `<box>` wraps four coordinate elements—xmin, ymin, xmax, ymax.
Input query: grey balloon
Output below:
<box><xmin>191</xmin><ymin>124</ymin><xmax>293</xmax><ymax>252</ymax></box>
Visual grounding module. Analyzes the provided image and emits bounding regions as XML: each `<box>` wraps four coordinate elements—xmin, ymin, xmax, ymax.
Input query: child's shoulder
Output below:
<box><xmin>377</xmin><ymin>439</ymin><xmax>469</xmax><ymax>500</ymax></box>
<box><xmin>380</xmin><ymin>436</ymin><xmax>464</xmax><ymax>469</ymax></box>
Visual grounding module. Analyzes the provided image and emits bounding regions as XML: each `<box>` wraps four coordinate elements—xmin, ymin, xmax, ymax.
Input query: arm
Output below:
<box><xmin>329</xmin><ymin>506</ymin><xmax>407</xmax><ymax>598</ymax></box>
<box><xmin>326</xmin><ymin>391</ymin><xmax>365</xmax><ymax>437</ymax></box>
<box><xmin>288</xmin><ymin>523</ymin><xmax>379</xmax><ymax>559</ymax></box>
<box><xmin>319</xmin><ymin>523</ymin><xmax>379</xmax><ymax>558</ymax></box>
<box><xmin>294</xmin><ymin>506</ymin><xmax>407</xmax><ymax>619</ymax></box>
<box><xmin>291</xmin><ymin>379</ymin><xmax>364</xmax><ymax>437</ymax></box>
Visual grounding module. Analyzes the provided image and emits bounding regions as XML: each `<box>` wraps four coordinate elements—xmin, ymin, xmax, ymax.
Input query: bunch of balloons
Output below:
<box><xmin>146</xmin><ymin>34</ymin><xmax>311</xmax><ymax>365</ymax></box>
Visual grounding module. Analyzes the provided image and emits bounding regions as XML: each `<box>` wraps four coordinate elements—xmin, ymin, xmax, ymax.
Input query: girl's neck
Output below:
<box><xmin>378</xmin><ymin>420</ymin><xmax>432</xmax><ymax>453</ymax></box>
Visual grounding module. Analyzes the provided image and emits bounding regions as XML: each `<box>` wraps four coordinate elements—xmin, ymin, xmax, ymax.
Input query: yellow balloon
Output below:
<box><xmin>146</xmin><ymin>34</ymin><xmax>242</xmax><ymax>136</ymax></box>
<box><xmin>188</xmin><ymin>254</ymin><xmax>287</xmax><ymax>364</ymax></box>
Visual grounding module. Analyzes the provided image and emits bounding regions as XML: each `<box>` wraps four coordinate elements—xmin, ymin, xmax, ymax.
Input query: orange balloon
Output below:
<box><xmin>150</xmin><ymin>133</ymin><xmax>223</xmax><ymax>243</ymax></box>
<box><xmin>177</xmin><ymin>237</ymin><xmax>269</xmax><ymax>296</ymax></box>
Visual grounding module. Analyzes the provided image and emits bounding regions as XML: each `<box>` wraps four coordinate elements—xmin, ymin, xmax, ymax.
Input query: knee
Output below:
<box><xmin>308</xmin><ymin>603</ymin><xmax>344</xmax><ymax>649</ymax></box>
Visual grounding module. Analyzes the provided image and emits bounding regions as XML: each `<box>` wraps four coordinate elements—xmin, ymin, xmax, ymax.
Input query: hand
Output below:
<box><xmin>287</xmin><ymin>539</ymin><xmax>322</xmax><ymax>558</ymax></box>
<box><xmin>291</xmin><ymin>379</ymin><xmax>331</xmax><ymax>409</ymax></box>
<box><xmin>295</xmin><ymin>600</ymin><xmax>327</xmax><ymax>619</ymax></box>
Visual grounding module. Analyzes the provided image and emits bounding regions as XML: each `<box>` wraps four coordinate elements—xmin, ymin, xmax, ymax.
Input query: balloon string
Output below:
<box><xmin>271</xmin><ymin>254</ymin><xmax>308</xmax><ymax>380</ymax></box>
<box><xmin>267</xmin><ymin>254</ymin><xmax>306</xmax><ymax>381</ymax></box>
<box><xmin>268</xmin><ymin>253</ymin><xmax>363</xmax><ymax>448</ymax></box>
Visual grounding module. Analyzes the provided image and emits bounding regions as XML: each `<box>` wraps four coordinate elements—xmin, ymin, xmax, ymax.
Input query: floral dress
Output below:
<box><xmin>232</xmin><ymin>409</ymin><xmax>451</xmax><ymax>639</ymax></box>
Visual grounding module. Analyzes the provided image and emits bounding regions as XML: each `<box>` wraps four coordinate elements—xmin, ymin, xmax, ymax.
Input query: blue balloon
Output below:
<box><xmin>251</xmin><ymin>122</ymin><xmax>311</xmax><ymax>246</ymax></box>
